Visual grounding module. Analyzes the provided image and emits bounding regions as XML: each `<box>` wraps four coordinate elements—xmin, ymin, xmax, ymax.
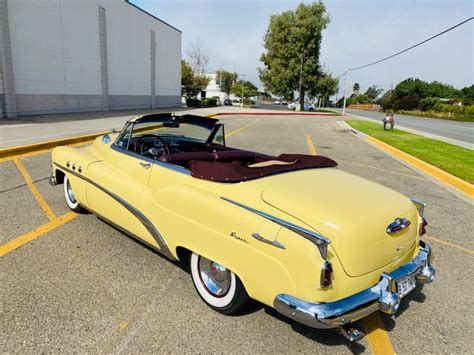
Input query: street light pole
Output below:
<box><xmin>240</xmin><ymin>74</ymin><xmax>246</xmax><ymax>108</ymax></box>
<box><xmin>342</xmin><ymin>69</ymin><xmax>350</xmax><ymax>115</ymax></box>
<box><xmin>298</xmin><ymin>55</ymin><xmax>304</xmax><ymax>111</ymax></box>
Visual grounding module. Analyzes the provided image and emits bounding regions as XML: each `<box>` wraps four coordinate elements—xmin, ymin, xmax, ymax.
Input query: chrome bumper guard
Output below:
<box><xmin>48</xmin><ymin>173</ymin><xmax>57</xmax><ymax>186</ymax></box>
<box><xmin>273</xmin><ymin>241</ymin><xmax>435</xmax><ymax>329</ymax></box>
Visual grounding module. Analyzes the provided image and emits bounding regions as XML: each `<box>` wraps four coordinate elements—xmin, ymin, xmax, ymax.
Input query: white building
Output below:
<box><xmin>201</xmin><ymin>73</ymin><xmax>225</xmax><ymax>101</ymax></box>
<box><xmin>0</xmin><ymin>0</ymin><xmax>181</xmax><ymax>118</ymax></box>
<box><xmin>198</xmin><ymin>73</ymin><xmax>239</xmax><ymax>102</ymax></box>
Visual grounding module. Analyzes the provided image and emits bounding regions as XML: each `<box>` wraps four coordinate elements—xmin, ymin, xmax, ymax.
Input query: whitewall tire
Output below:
<box><xmin>63</xmin><ymin>175</ymin><xmax>85</xmax><ymax>213</ymax></box>
<box><xmin>190</xmin><ymin>252</ymin><xmax>250</xmax><ymax>315</ymax></box>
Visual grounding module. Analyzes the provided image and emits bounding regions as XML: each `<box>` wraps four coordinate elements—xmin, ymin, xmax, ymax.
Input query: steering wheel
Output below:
<box><xmin>138</xmin><ymin>134</ymin><xmax>170</xmax><ymax>156</ymax></box>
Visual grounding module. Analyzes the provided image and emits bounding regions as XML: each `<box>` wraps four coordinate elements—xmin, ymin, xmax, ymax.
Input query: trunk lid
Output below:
<box><xmin>261</xmin><ymin>169</ymin><xmax>418</xmax><ymax>277</ymax></box>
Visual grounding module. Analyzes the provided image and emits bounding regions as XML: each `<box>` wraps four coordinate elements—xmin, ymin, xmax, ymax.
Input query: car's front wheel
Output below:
<box><xmin>63</xmin><ymin>175</ymin><xmax>86</xmax><ymax>213</ymax></box>
<box><xmin>190</xmin><ymin>252</ymin><xmax>250</xmax><ymax>315</ymax></box>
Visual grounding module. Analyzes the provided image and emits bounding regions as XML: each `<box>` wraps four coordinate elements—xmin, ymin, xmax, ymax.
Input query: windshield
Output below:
<box><xmin>114</xmin><ymin>114</ymin><xmax>218</xmax><ymax>149</ymax></box>
<box><xmin>131</xmin><ymin>121</ymin><xmax>212</xmax><ymax>142</ymax></box>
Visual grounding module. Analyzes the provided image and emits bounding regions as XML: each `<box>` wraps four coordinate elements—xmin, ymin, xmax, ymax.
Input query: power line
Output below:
<box><xmin>349</xmin><ymin>17</ymin><xmax>473</xmax><ymax>71</ymax></box>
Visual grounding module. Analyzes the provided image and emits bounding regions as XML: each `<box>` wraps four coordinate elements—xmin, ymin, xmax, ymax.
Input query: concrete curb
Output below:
<box><xmin>0</xmin><ymin>130</ymin><xmax>110</xmax><ymax>159</ymax></box>
<box><xmin>209</xmin><ymin>112</ymin><xmax>339</xmax><ymax>117</ymax></box>
<box><xmin>345</xmin><ymin>122</ymin><xmax>474</xmax><ymax>200</ymax></box>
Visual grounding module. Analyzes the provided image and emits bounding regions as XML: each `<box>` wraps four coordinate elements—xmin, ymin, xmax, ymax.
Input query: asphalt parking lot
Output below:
<box><xmin>1</xmin><ymin>113</ymin><xmax>473</xmax><ymax>353</ymax></box>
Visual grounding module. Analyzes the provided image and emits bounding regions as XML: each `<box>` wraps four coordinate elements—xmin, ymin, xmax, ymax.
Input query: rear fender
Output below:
<box><xmin>141</xmin><ymin>184</ymin><xmax>297</xmax><ymax>307</ymax></box>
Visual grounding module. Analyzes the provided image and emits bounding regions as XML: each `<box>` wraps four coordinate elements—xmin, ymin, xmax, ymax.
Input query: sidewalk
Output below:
<box><xmin>0</xmin><ymin>106</ymin><xmax>264</xmax><ymax>148</ymax></box>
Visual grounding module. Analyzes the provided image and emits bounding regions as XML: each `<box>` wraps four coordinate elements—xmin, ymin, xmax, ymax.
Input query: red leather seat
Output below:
<box><xmin>158</xmin><ymin>151</ymin><xmax>217</xmax><ymax>164</ymax></box>
<box><xmin>214</xmin><ymin>150</ymin><xmax>256</xmax><ymax>161</ymax></box>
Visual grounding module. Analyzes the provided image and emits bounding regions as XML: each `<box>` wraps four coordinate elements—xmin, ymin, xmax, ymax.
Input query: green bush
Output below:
<box><xmin>202</xmin><ymin>98</ymin><xmax>217</xmax><ymax>107</ymax></box>
<box><xmin>186</xmin><ymin>98</ymin><xmax>201</xmax><ymax>107</ymax></box>
<box><xmin>242</xmin><ymin>98</ymin><xmax>255</xmax><ymax>106</ymax></box>
<box><xmin>346</xmin><ymin>94</ymin><xmax>371</xmax><ymax>105</ymax></box>
<box><xmin>419</xmin><ymin>97</ymin><xmax>439</xmax><ymax>111</ymax></box>
<box><xmin>464</xmin><ymin>105</ymin><xmax>474</xmax><ymax>115</ymax></box>
<box><xmin>433</xmin><ymin>103</ymin><xmax>464</xmax><ymax>114</ymax></box>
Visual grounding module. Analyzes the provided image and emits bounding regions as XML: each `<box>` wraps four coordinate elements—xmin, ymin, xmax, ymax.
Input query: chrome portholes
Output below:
<box><xmin>198</xmin><ymin>256</ymin><xmax>232</xmax><ymax>297</ymax></box>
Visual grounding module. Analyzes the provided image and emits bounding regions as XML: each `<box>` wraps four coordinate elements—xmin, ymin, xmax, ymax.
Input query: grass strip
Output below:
<box><xmin>346</xmin><ymin>120</ymin><xmax>474</xmax><ymax>183</ymax></box>
<box><xmin>317</xmin><ymin>108</ymin><xmax>341</xmax><ymax>114</ymax></box>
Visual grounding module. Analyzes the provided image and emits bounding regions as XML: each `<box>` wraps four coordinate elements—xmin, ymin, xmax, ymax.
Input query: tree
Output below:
<box><xmin>181</xmin><ymin>42</ymin><xmax>211</xmax><ymax>98</ymax></box>
<box><xmin>187</xmin><ymin>41</ymin><xmax>209</xmax><ymax>76</ymax></box>
<box><xmin>181</xmin><ymin>60</ymin><xmax>193</xmax><ymax>96</ymax></box>
<box><xmin>181</xmin><ymin>59</ymin><xmax>210</xmax><ymax>98</ymax></box>
<box><xmin>231</xmin><ymin>80</ymin><xmax>258</xmax><ymax>99</ymax></box>
<box><xmin>313</xmin><ymin>74</ymin><xmax>339</xmax><ymax>106</ymax></box>
<box><xmin>378</xmin><ymin>89</ymin><xmax>394</xmax><ymax>110</ymax></box>
<box><xmin>215</xmin><ymin>69</ymin><xmax>238</xmax><ymax>97</ymax></box>
<box><xmin>426</xmin><ymin>81</ymin><xmax>459</xmax><ymax>99</ymax></box>
<box><xmin>460</xmin><ymin>85</ymin><xmax>474</xmax><ymax>105</ymax></box>
<box><xmin>391</xmin><ymin>78</ymin><xmax>430</xmax><ymax>110</ymax></box>
<box><xmin>352</xmin><ymin>83</ymin><xmax>360</xmax><ymax>95</ymax></box>
<box><xmin>364</xmin><ymin>85</ymin><xmax>384</xmax><ymax>101</ymax></box>
<box><xmin>259</xmin><ymin>2</ymin><xmax>330</xmax><ymax>109</ymax></box>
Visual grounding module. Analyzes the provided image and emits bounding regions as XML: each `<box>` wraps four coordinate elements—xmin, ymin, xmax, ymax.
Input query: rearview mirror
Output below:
<box><xmin>163</xmin><ymin>121</ymin><xmax>180</xmax><ymax>128</ymax></box>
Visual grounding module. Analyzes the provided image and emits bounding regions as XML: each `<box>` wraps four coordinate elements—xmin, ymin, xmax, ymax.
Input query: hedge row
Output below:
<box><xmin>185</xmin><ymin>97</ymin><xmax>219</xmax><ymax>108</ymax></box>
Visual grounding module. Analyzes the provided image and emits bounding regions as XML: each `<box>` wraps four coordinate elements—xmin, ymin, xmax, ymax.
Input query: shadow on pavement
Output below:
<box><xmin>263</xmin><ymin>306</ymin><xmax>367</xmax><ymax>354</ymax></box>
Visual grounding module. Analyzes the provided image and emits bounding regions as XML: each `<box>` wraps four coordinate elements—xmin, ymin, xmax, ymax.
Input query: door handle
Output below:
<box><xmin>139</xmin><ymin>162</ymin><xmax>151</xmax><ymax>169</ymax></box>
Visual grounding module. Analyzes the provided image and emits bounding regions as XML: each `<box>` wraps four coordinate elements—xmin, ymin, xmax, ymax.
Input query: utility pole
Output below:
<box><xmin>342</xmin><ymin>69</ymin><xmax>350</xmax><ymax>115</ymax></box>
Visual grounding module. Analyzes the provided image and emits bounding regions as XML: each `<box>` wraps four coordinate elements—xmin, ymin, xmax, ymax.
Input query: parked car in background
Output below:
<box><xmin>281</xmin><ymin>99</ymin><xmax>288</xmax><ymax>105</ymax></box>
<box><xmin>288</xmin><ymin>102</ymin><xmax>315</xmax><ymax>111</ymax></box>
<box><xmin>274</xmin><ymin>100</ymin><xmax>281</xmax><ymax>105</ymax></box>
<box><xmin>50</xmin><ymin>112</ymin><xmax>435</xmax><ymax>343</ymax></box>
<box><xmin>223</xmin><ymin>99</ymin><xmax>233</xmax><ymax>106</ymax></box>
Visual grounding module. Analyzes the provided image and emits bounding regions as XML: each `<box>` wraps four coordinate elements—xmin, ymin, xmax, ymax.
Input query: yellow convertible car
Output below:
<box><xmin>50</xmin><ymin>113</ymin><xmax>435</xmax><ymax>341</ymax></box>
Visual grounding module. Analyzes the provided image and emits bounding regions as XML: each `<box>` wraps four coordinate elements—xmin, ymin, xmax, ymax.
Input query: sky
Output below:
<box><xmin>132</xmin><ymin>0</ymin><xmax>473</xmax><ymax>97</ymax></box>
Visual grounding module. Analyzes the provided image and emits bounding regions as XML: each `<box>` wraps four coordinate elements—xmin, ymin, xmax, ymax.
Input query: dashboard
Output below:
<box><xmin>132</xmin><ymin>135</ymin><xmax>214</xmax><ymax>159</ymax></box>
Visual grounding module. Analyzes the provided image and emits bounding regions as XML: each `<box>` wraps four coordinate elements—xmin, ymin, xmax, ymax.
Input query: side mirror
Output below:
<box><xmin>102</xmin><ymin>134</ymin><xmax>111</xmax><ymax>144</ymax></box>
<box><xmin>215</xmin><ymin>135</ymin><xmax>224</xmax><ymax>143</ymax></box>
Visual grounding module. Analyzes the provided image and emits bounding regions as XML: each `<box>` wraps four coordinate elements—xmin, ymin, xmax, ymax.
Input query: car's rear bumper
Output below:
<box><xmin>273</xmin><ymin>240</ymin><xmax>435</xmax><ymax>329</ymax></box>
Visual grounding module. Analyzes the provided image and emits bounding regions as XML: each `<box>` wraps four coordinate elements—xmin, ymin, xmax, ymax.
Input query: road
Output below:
<box><xmin>1</xmin><ymin>113</ymin><xmax>473</xmax><ymax>353</ymax></box>
<box><xmin>340</xmin><ymin>108</ymin><xmax>474</xmax><ymax>146</ymax></box>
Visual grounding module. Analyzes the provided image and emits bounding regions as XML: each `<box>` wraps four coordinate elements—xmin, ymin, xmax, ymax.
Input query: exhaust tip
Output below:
<box><xmin>340</xmin><ymin>325</ymin><xmax>364</xmax><ymax>342</ymax></box>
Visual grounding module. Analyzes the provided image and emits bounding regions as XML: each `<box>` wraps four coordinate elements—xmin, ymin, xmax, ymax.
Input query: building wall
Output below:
<box><xmin>2</xmin><ymin>0</ymin><xmax>181</xmax><ymax>117</ymax></box>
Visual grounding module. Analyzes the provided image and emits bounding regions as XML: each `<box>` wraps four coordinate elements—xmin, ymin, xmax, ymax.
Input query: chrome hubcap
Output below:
<box><xmin>198</xmin><ymin>256</ymin><xmax>231</xmax><ymax>297</ymax></box>
<box><xmin>67</xmin><ymin>180</ymin><xmax>77</xmax><ymax>203</ymax></box>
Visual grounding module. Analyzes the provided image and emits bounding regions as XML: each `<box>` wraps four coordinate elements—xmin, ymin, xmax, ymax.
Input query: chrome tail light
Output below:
<box><xmin>320</xmin><ymin>261</ymin><xmax>333</xmax><ymax>288</ymax></box>
<box><xmin>419</xmin><ymin>217</ymin><xmax>427</xmax><ymax>236</ymax></box>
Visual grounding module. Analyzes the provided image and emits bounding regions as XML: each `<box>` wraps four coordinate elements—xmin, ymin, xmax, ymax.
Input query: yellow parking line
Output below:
<box><xmin>363</xmin><ymin>313</ymin><xmax>396</xmax><ymax>355</ymax></box>
<box><xmin>305</xmin><ymin>135</ymin><xmax>317</xmax><ymax>155</ymax></box>
<box><xmin>14</xmin><ymin>158</ymin><xmax>57</xmax><ymax>221</ymax></box>
<box><xmin>0</xmin><ymin>212</ymin><xmax>78</xmax><ymax>257</ymax></box>
<box><xmin>426</xmin><ymin>235</ymin><xmax>474</xmax><ymax>255</ymax></box>
<box><xmin>226</xmin><ymin>118</ymin><xmax>261</xmax><ymax>138</ymax></box>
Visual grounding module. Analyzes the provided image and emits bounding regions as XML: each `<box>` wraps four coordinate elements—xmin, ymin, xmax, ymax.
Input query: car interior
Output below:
<box><xmin>115</xmin><ymin>114</ymin><xmax>338</xmax><ymax>182</ymax></box>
